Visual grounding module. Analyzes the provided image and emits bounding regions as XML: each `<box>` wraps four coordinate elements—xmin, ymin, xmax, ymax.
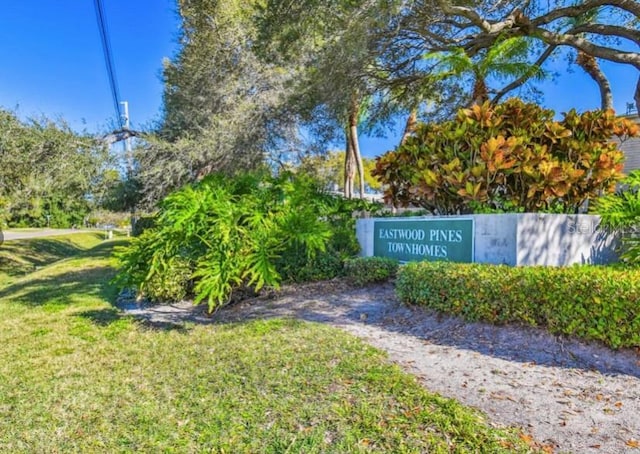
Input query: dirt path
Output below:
<box><xmin>117</xmin><ymin>281</ymin><xmax>640</xmax><ymax>454</ymax></box>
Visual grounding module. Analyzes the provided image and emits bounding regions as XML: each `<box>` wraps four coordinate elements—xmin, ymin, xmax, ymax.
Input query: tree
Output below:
<box><xmin>92</xmin><ymin>168</ymin><xmax>142</xmax><ymax>214</ymax></box>
<box><xmin>0</xmin><ymin>110</ymin><xmax>110</xmax><ymax>227</ymax></box>
<box><xmin>341</xmin><ymin>0</ymin><xmax>640</xmax><ymax>127</ymax></box>
<box><xmin>140</xmin><ymin>0</ymin><xmax>638</xmax><ymax>211</ymax></box>
<box><xmin>389</xmin><ymin>0</ymin><xmax>640</xmax><ymax>112</ymax></box>
<box><xmin>423</xmin><ymin>37</ymin><xmax>547</xmax><ymax>106</ymax></box>
<box><xmin>570</xmin><ymin>8</ymin><xmax>615</xmax><ymax>110</ymax></box>
<box><xmin>298</xmin><ymin>150</ymin><xmax>381</xmax><ymax>192</ymax></box>
<box><xmin>138</xmin><ymin>0</ymin><xmax>299</xmax><ymax>206</ymax></box>
<box><xmin>256</xmin><ymin>0</ymin><xmax>406</xmax><ymax>198</ymax></box>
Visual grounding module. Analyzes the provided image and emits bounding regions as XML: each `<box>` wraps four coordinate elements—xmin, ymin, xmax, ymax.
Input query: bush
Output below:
<box><xmin>373</xmin><ymin>99</ymin><xmax>638</xmax><ymax>214</ymax></box>
<box><xmin>592</xmin><ymin>170</ymin><xmax>640</xmax><ymax>264</ymax></box>
<box><xmin>131</xmin><ymin>215</ymin><xmax>156</xmax><ymax>237</ymax></box>
<box><xmin>143</xmin><ymin>257</ymin><xmax>193</xmax><ymax>302</ymax></box>
<box><xmin>115</xmin><ymin>171</ymin><xmax>378</xmax><ymax>310</ymax></box>
<box><xmin>279</xmin><ymin>250</ymin><xmax>346</xmax><ymax>283</ymax></box>
<box><xmin>345</xmin><ymin>257</ymin><xmax>399</xmax><ymax>286</ymax></box>
<box><xmin>396</xmin><ymin>261</ymin><xmax>640</xmax><ymax>349</ymax></box>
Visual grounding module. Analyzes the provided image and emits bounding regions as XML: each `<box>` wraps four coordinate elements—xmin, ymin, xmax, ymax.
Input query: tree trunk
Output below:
<box><xmin>470</xmin><ymin>73</ymin><xmax>489</xmax><ymax>106</ymax></box>
<box><xmin>635</xmin><ymin>74</ymin><xmax>640</xmax><ymax>115</ymax></box>
<box><xmin>400</xmin><ymin>108</ymin><xmax>418</xmax><ymax>146</ymax></box>
<box><xmin>344</xmin><ymin>131</ymin><xmax>355</xmax><ymax>199</ymax></box>
<box><xmin>348</xmin><ymin>94</ymin><xmax>365</xmax><ymax>199</ymax></box>
<box><xmin>577</xmin><ymin>51</ymin><xmax>613</xmax><ymax>110</ymax></box>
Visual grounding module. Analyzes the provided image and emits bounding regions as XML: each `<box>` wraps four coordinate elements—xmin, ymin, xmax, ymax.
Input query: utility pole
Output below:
<box><xmin>120</xmin><ymin>101</ymin><xmax>133</xmax><ymax>175</ymax></box>
<box><xmin>120</xmin><ymin>101</ymin><xmax>136</xmax><ymax>232</ymax></box>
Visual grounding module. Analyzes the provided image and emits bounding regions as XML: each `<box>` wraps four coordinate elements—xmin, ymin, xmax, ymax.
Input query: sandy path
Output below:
<box><xmin>118</xmin><ymin>281</ymin><xmax>640</xmax><ymax>454</ymax></box>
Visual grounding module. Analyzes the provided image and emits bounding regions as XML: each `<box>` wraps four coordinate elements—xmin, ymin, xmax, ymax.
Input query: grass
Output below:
<box><xmin>0</xmin><ymin>236</ymin><xmax>535</xmax><ymax>452</ymax></box>
<box><xmin>0</xmin><ymin>232</ymin><xmax>105</xmax><ymax>284</ymax></box>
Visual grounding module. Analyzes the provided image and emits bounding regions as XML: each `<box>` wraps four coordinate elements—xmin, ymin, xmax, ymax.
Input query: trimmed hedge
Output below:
<box><xmin>344</xmin><ymin>257</ymin><xmax>399</xmax><ymax>286</ymax></box>
<box><xmin>396</xmin><ymin>261</ymin><xmax>640</xmax><ymax>349</ymax></box>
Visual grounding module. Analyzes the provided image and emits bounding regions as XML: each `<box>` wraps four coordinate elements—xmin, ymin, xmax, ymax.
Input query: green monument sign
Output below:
<box><xmin>373</xmin><ymin>218</ymin><xmax>474</xmax><ymax>263</ymax></box>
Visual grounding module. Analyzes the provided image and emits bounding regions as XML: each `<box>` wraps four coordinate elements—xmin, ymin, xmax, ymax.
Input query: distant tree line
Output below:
<box><xmin>0</xmin><ymin>110</ymin><xmax>123</xmax><ymax>227</ymax></box>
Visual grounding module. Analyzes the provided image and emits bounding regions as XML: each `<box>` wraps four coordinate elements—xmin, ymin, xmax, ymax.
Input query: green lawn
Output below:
<box><xmin>0</xmin><ymin>236</ymin><xmax>534</xmax><ymax>452</ymax></box>
<box><xmin>0</xmin><ymin>232</ymin><xmax>105</xmax><ymax>285</ymax></box>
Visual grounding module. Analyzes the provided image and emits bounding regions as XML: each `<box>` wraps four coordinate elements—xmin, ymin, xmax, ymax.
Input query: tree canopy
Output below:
<box><xmin>379</xmin><ymin>0</ymin><xmax>639</xmax><ymax>111</ymax></box>
<box><xmin>133</xmin><ymin>0</ymin><xmax>639</xmax><ymax>206</ymax></box>
<box><xmin>0</xmin><ymin>110</ymin><xmax>110</xmax><ymax>227</ymax></box>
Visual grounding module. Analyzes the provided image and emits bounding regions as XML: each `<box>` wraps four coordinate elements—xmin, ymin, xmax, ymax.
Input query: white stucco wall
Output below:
<box><xmin>515</xmin><ymin>214</ymin><xmax>618</xmax><ymax>266</ymax></box>
<box><xmin>356</xmin><ymin>214</ymin><xmax>618</xmax><ymax>266</ymax></box>
<box><xmin>473</xmin><ymin>214</ymin><xmax>518</xmax><ymax>265</ymax></box>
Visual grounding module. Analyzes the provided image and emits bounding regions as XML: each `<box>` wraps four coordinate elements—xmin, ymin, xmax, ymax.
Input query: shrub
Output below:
<box><xmin>345</xmin><ymin>257</ymin><xmax>399</xmax><ymax>286</ymax></box>
<box><xmin>592</xmin><ymin>170</ymin><xmax>640</xmax><ymax>264</ymax></box>
<box><xmin>373</xmin><ymin>99</ymin><xmax>638</xmax><ymax>214</ymax></box>
<box><xmin>131</xmin><ymin>216</ymin><xmax>156</xmax><ymax>237</ymax></box>
<box><xmin>279</xmin><ymin>250</ymin><xmax>345</xmax><ymax>283</ymax></box>
<box><xmin>396</xmin><ymin>261</ymin><xmax>640</xmax><ymax>349</ymax></box>
<box><xmin>143</xmin><ymin>257</ymin><xmax>193</xmax><ymax>302</ymax></box>
<box><xmin>86</xmin><ymin>210</ymin><xmax>131</xmax><ymax>229</ymax></box>
<box><xmin>115</xmin><ymin>171</ymin><xmax>378</xmax><ymax>310</ymax></box>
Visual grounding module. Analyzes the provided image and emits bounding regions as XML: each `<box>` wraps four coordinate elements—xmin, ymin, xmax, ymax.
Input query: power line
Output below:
<box><xmin>93</xmin><ymin>0</ymin><xmax>124</xmax><ymax>130</ymax></box>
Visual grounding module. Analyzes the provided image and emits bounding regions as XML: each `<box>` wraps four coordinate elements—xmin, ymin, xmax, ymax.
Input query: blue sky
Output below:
<box><xmin>0</xmin><ymin>1</ymin><xmax>637</xmax><ymax>158</ymax></box>
<box><xmin>0</xmin><ymin>0</ymin><xmax>177</xmax><ymax>133</ymax></box>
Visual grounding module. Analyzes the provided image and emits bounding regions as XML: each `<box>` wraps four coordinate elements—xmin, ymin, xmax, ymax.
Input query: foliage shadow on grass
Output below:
<box><xmin>74</xmin><ymin>307</ymin><xmax>191</xmax><ymax>333</ymax></box>
<box><xmin>79</xmin><ymin>239</ymin><xmax>129</xmax><ymax>258</ymax></box>
<box><xmin>0</xmin><ymin>238</ymin><xmax>130</xmax><ymax>303</ymax></box>
<box><xmin>0</xmin><ymin>266</ymin><xmax>117</xmax><ymax>306</ymax></box>
<box><xmin>0</xmin><ymin>234</ymin><xmax>109</xmax><ymax>275</ymax></box>
<box><xmin>136</xmin><ymin>318</ymin><xmax>192</xmax><ymax>333</ymax></box>
<box><xmin>75</xmin><ymin>307</ymin><xmax>123</xmax><ymax>326</ymax></box>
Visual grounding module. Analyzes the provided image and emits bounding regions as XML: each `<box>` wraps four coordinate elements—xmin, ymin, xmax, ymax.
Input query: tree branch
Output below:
<box><xmin>534</xmin><ymin>28</ymin><xmax>640</xmax><ymax>68</ymax></box>
<box><xmin>492</xmin><ymin>44</ymin><xmax>557</xmax><ymax>103</ymax></box>
<box><xmin>436</xmin><ymin>0</ymin><xmax>517</xmax><ymax>34</ymax></box>
<box><xmin>568</xmin><ymin>24</ymin><xmax>640</xmax><ymax>45</ymax></box>
<box><xmin>102</xmin><ymin>129</ymin><xmax>140</xmax><ymax>145</ymax></box>
<box><xmin>531</xmin><ymin>0</ymin><xmax>640</xmax><ymax>27</ymax></box>
<box><xmin>577</xmin><ymin>52</ymin><xmax>613</xmax><ymax>110</ymax></box>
